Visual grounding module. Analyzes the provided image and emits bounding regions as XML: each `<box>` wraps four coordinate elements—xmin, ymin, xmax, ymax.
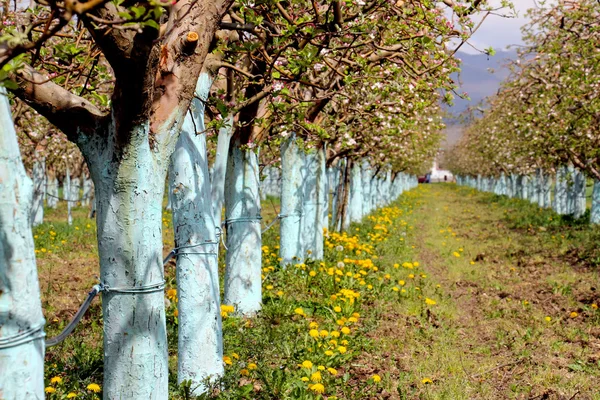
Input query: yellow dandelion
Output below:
<box><xmin>421</xmin><ymin>378</ymin><xmax>433</xmax><ymax>384</ymax></box>
<box><xmin>309</xmin><ymin>329</ymin><xmax>319</xmax><ymax>338</ymax></box>
<box><xmin>570</xmin><ymin>311</ymin><xmax>578</xmax><ymax>318</ymax></box>
<box><xmin>50</xmin><ymin>376</ymin><xmax>62</xmax><ymax>384</ymax></box>
<box><xmin>341</xmin><ymin>327</ymin><xmax>350</xmax><ymax>335</ymax></box>
<box><xmin>67</xmin><ymin>393</ymin><xmax>77</xmax><ymax>398</ymax></box>
<box><xmin>337</xmin><ymin>346</ymin><xmax>347</xmax><ymax>354</ymax></box>
<box><xmin>240</xmin><ymin>369</ymin><xmax>249</xmax><ymax>376</ymax></box>
<box><xmin>425</xmin><ymin>298</ymin><xmax>437</xmax><ymax>306</ymax></box>
<box><xmin>333</xmin><ymin>306</ymin><xmax>342</xmax><ymax>312</ymax></box>
<box><xmin>301</xmin><ymin>377</ymin><xmax>309</xmax><ymax>382</ymax></box>
<box><xmin>295</xmin><ymin>308</ymin><xmax>305</xmax><ymax>316</ymax></box>
<box><xmin>327</xmin><ymin>367</ymin><xmax>338</xmax><ymax>375</ymax></box>
<box><xmin>309</xmin><ymin>322</ymin><xmax>319</xmax><ymax>329</ymax></box>
<box><xmin>248</xmin><ymin>363</ymin><xmax>257</xmax><ymax>370</ymax></box>
<box><xmin>86</xmin><ymin>383</ymin><xmax>101</xmax><ymax>393</ymax></box>
<box><xmin>301</xmin><ymin>360</ymin><xmax>313</xmax><ymax>369</ymax></box>
<box><xmin>223</xmin><ymin>356</ymin><xmax>232</xmax><ymax>365</ymax></box>
<box><xmin>453</xmin><ymin>252</ymin><xmax>460</xmax><ymax>258</ymax></box>
<box><xmin>372</xmin><ymin>374</ymin><xmax>381</xmax><ymax>383</ymax></box>
<box><xmin>310</xmin><ymin>371</ymin><xmax>322</xmax><ymax>382</ymax></box>
<box><xmin>45</xmin><ymin>387</ymin><xmax>56</xmax><ymax>394</ymax></box>
<box><xmin>309</xmin><ymin>383</ymin><xmax>325</xmax><ymax>394</ymax></box>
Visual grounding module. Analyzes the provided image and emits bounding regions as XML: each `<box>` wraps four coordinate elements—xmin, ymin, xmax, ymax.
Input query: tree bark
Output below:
<box><xmin>169</xmin><ymin>71</ymin><xmax>223</xmax><ymax>394</ymax></box>
<box><xmin>279</xmin><ymin>134</ymin><xmax>305</xmax><ymax>265</ymax></box>
<box><xmin>0</xmin><ymin>88</ymin><xmax>46</xmax><ymax>399</ymax></box>
<box><xmin>223</xmin><ymin>136</ymin><xmax>262</xmax><ymax>315</ymax></box>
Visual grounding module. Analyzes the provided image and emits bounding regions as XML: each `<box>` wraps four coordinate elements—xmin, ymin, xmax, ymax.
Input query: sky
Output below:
<box><xmin>455</xmin><ymin>0</ymin><xmax>539</xmax><ymax>55</ymax></box>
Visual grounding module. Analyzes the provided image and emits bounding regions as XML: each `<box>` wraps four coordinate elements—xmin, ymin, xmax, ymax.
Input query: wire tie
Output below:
<box><xmin>0</xmin><ymin>323</ymin><xmax>46</xmax><ymax>350</ymax></box>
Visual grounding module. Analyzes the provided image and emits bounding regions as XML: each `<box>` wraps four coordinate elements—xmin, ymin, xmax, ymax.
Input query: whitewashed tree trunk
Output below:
<box><xmin>169</xmin><ymin>71</ymin><xmax>223</xmax><ymax>394</ymax></box>
<box><xmin>279</xmin><ymin>134</ymin><xmax>304</xmax><ymax>265</ymax></box>
<box><xmin>573</xmin><ymin>169</ymin><xmax>587</xmax><ymax>219</ymax></box>
<box><xmin>301</xmin><ymin>152</ymin><xmax>318</xmax><ymax>258</ymax></box>
<box><xmin>361</xmin><ymin>162</ymin><xmax>372</xmax><ymax>215</ymax></box>
<box><xmin>82</xmin><ymin>175</ymin><xmax>93</xmax><ymax>207</ymax></box>
<box><xmin>0</xmin><ymin>88</ymin><xmax>46</xmax><ymax>400</ymax></box>
<box><xmin>210</xmin><ymin>115</ymin><xmax>234</xmax><ymax>228</ymax></box>
<box><xmin>65</xmin><ymin>165</ymin><xmax>73</xmax><ymax>225</ymax></box>
<box><xmin>80</xmin><ymin>121</ymin><xmax>171</xmax><ymax>399</ymax></box>
<box><xmin>47</xmin><ymin>174</ymin><xmax>59</xmax><ymax>208</ymax></box>
<box><xmin>591</xmin><ymin>180</ymin><xmax>600</xmax><ymax>225</ymax></box>
<box><xmin>223</xmin><ymin>137</ymin><xmax>262</xmax><ymax>315</ymax></box>
<box><xmin>31</xmin><ymin>157</ymin><xmax>46</xmax><ymax>226</ymax></box>
<box><xmin>315</xmin><ymin>145</ymin><xmax>327</xmax><ymax>259</ymax></box>
<box><xmin>349</xmin><ymin>162</ymin><xmax>363</xmax><ymax>222</ymax></box>
<box><xmin>554</xmin><ymin>167</ymin><xmax>567</xmax><ymax>214</ymax></box>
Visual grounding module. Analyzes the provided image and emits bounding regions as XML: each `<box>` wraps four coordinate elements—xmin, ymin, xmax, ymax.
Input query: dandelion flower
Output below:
<box><xmin>45</xmin><ymin>387</ymin><xmax>56</xmax><ymax>394</ymax></box>
<box><xmin>425</xmin><ymin>298</ymin><xmax>437</xmax><ymax>306</ymax></box>
<box><xmin>301</xmin><ymin>360</ymin><xmax>313</xmax><ymax>369</ymax></box>
<box><xmin>324</xmin><ymin>350</ymin><xmax>334</xmax><ymax>356</ymax></box>
<box><xmin>337</xmin><ymin>346</ymin><xmax>347</xmax><ymax>354</ymax></box>
<box><xmin>372</xmin><ymin>374</ymin><xmax>381</xmax><ymax>383</ymax></box>
<box><xmin>319</xmin><ymin>330</ymin><xmax>329</xmax><ymax>338</ymax></box>
<box><xmin>67</xmin><ymin>393</ymin><xmax>77</xmax><ymax>398</ymax></box>
<box><xmin>240</xmin><ymin>369</ymin><xmax>249</xmax><ymax>376</ymax></box>
<box><xmin>570</xmin><ymin>311</ymin><xmax>578</xmax><ymax>318</ymax></box>
<box><xmin>248</xmin><ymin>363</ymin><xmax>257</xmax><ymax>370</ymax></box>
<box><xmin>592</xmin><ymin>304</ymin><xmax>598</xmax><ymax>310</ymax></box>
<box><xmin>309</xmin><ymin>383</ymin><xmax>325</xmax><ymax>394</ymax></box>
<box><xmin>309</xmin><ymin>322</ymin><xmax>319</xmax><ymax>329</ymax></box>
<box><xmin>310</xmin><ymin>371</ymin><xmax>322</xmax><ymax>382</ymax></box>
<box><xmin>333</xmin><ymin>306</ymin><xmax>342</xmax><ymax>312</ymax></box>
<box><xmin>330</xmin><ymin>331</ymin><xmax>340</xmax><ymax>338</ymax></box>
<box><xmin>453</xmin><ymin>252</ymin><xmax>460</xmax><ymax>258</ymax></box>
<box><xmin>294</xmin><ymin>308</ymin><xmax>305</xmax><ymax>316</ymax></box>
<box><xmin>421</xmin><ymin>378</ymin><xmax>433</xmax><ymax>384</ymax></box>
<box><xmin>327</xmin><ymin>367</ymin><xmax>338</xmax><ymax>375</ymax></box>
<box><xmin>309</xmin><ymin>329</ymin><xmax>319</xmax><ymax>338</ymax></box>
<box><xmin>545</xmin><ymin>316</ymin><xmax>552</xmax><ymax>322</ymax></box>
<box><xmin>223</xmin><ymin>356</ymin><xmax>232</xmax><ymax>365</ymax></box>
<box><xmin>301</xmin><ymin>377</ymin><xmax>309</xmax><ymax>382</ymax></box>
<box><xmin>50</xmin><ymin>376</ymin><xmax>62</xmax><ymax>384</ymax></box>
<box><xmin>86</xmin><ymin>383</ymin><xmax>101</xmax><ymax>393</ymax></box>
<box><xmin>341</xmin><ymin>327</ymin><xmax>350</xmax><ymax>335</ymax></box>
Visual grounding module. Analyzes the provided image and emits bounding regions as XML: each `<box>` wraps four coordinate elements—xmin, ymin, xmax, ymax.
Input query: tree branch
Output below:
<box><xmin>12</xmin><ymin>64</ymin><xmax>106</xmax><ymax>141</ymax></box>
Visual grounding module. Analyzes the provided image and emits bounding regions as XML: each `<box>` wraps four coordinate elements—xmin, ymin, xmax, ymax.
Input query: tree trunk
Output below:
<box><xmin>80</xmin><ymin>122</ymin><xmax>170</xmax><ymax>399</ymax></box>
<box><xmin>66</xmin><ymin>164</ymin><xmax>73</xmax><ymax>225</ymax></box>
<box><xmin>591</xmin><ymin>180</ymin><xmax>600</xmax><ymax>225</ymax></box>
<box><xmin>0</xmin><ymin>88</ymin><xmax>46</xmax><ymax>399</ymax></box>
<box><xmin>31</xmin><ymin>157</ymin><xmax>45</xmax><ymax>227</ymax></box>
<box><xmin>340</xmin><ymin>159</ymin><xmax>352</xmax><ymax>231</ymax></box>
<box><xmin>316</xmin><ymin>145</ymin><xmax>328</xmax><ymax>258</ymax></box>
<box><xmin>223</xmin><ymin>137</ymin><xmax>262</xmax><ymax>315</ymax></box>
<box><xmin>169</xmin><ymin>71</ymin><xmax>223</xmax><ymax>394</ymax></box>
<box><xmin>47</xmin><ymin>173</ymin><xmax>59</xmax><ymax>208</ymax></box>
<box><xmin>573</xmin><ymin>169</ymin><xmax>587</xmax><ymax>219</ymax></box>
<box><xmin>361</xmin><ymin>162</ymin><xmax>372</xmax><ymax>216</ymax></box>
<box><xmin>279</xmin><ymin>134</ymin><xmax>305</xmax><ymax>265</ymax></box>
<box><xmin>349</xmin><ymin>162</ymin><xmax>363</xmax><ymax>223</ymax></box>
<box><xmin>301</xmin><ymin>152</ymin><xmax>318</xmax><ymax>258</ymax></box>
<box><xmin>210</xmin><ymin>115</ymin><xmax>234</xmax><ymax>228</ymax></box>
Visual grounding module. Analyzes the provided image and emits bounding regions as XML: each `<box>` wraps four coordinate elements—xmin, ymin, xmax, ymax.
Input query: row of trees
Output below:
<box><xmin>446</xmin><ymin>0</ymin><xmax>600</xmax><ymax>221</ymax></box>
<box><xmin>1</xmin><ymin>0</ymin><xmax>507</xmax><ymax>398</ymax></box>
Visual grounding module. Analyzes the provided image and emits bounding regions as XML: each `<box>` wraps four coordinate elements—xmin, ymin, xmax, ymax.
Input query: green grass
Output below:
<box><xmin>36</xmin><ymin>185</ymin><xmax>600</xmax><ymax>399</ymax></box>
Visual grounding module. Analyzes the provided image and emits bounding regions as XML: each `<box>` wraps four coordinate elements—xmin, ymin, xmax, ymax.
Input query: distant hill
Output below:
<box><xmin>442</xmin><ymin>49</ymin><xmax>517</xmax><ymax>148</ymax></box>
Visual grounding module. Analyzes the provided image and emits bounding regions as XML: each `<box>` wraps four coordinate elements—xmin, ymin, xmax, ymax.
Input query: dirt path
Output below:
<box><xmin>370</xmin><ymin>184</ymin><xmax>600</xmax><ymax>400</ymax></box>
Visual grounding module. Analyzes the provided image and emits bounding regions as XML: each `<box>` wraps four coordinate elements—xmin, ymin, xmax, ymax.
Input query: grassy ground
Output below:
<box><xmin>34</xmin><ymin>185</ymin><xmax>600</xmax><ymax>399</ymax></box>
